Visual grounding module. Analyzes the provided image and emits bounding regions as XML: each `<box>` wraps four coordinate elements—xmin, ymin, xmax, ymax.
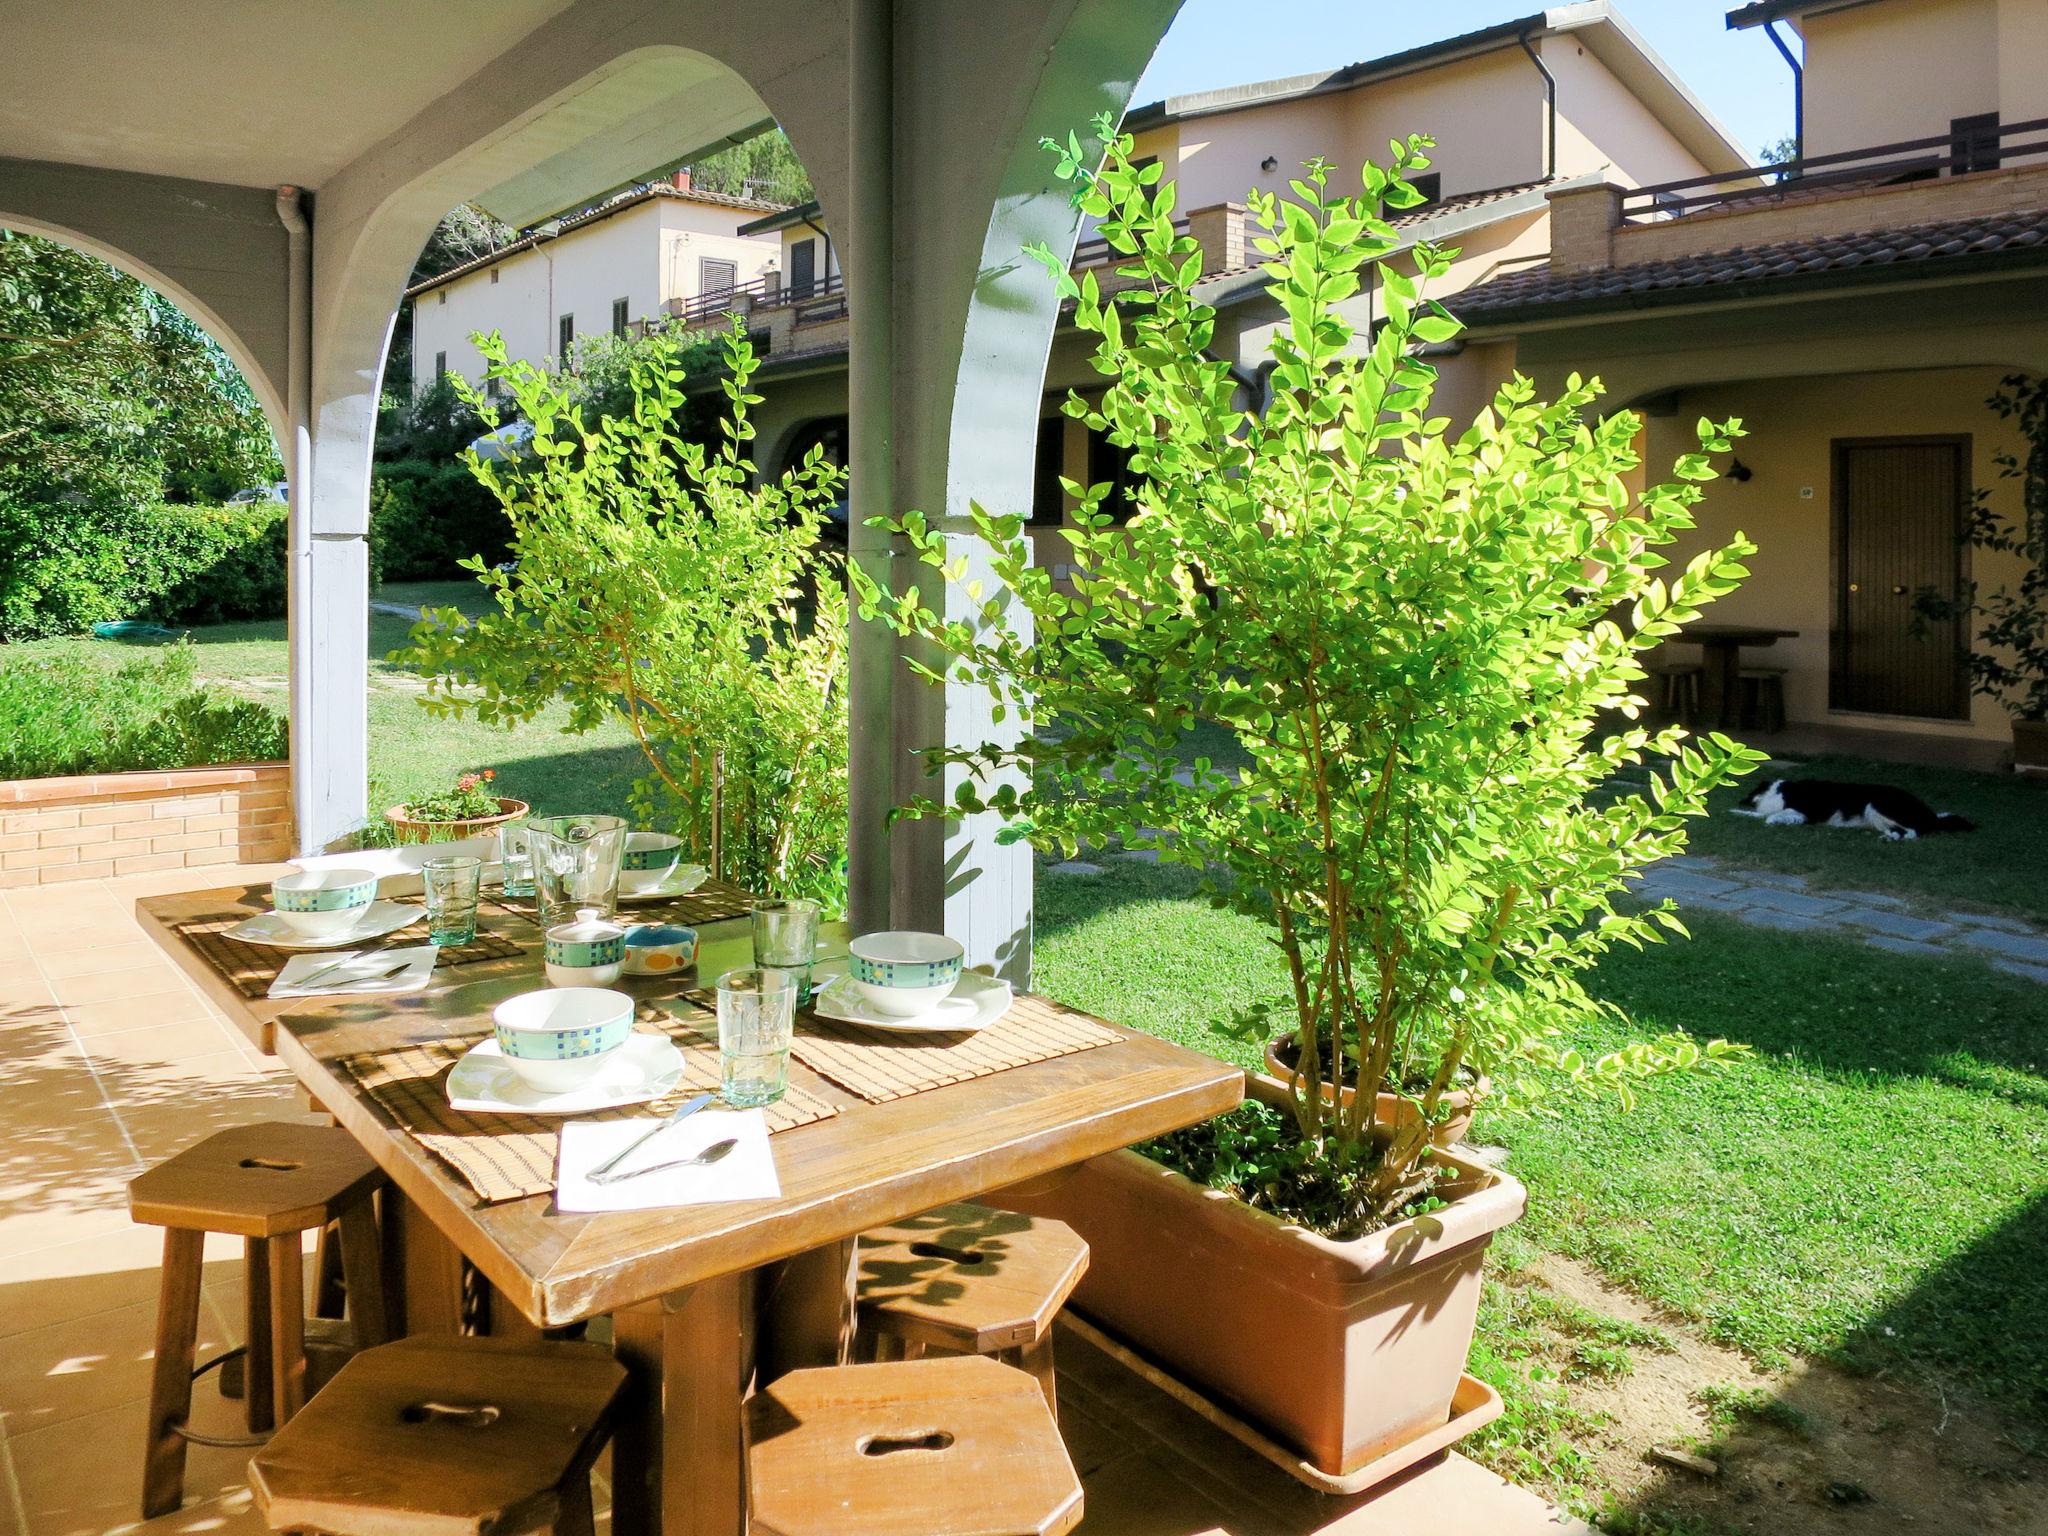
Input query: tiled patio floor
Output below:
<box><xmin>0</xmin><ymin>868</ymin><xmax>1588</xmax><ymax>1536</ymax></box>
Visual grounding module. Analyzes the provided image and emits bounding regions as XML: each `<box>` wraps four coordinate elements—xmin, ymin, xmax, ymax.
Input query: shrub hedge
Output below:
<box><xmin>370</xmin><ymin>459</ymin><xmax>511</xmax><ymax>582</ymax></box>
<box><xmin>0</xmin><ymin>642</ymin><xmax>287</xmax><ymax>780</ymax></box>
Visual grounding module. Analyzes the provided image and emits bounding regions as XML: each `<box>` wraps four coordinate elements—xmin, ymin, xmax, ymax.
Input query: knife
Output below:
<box><xmin>584</xmin><ymin>1092</ymin><xmax>718</xmax><ymax>1182</ymax></box>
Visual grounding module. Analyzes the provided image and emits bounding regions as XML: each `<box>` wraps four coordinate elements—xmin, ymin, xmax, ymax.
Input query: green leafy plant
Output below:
<box><xmin>392</xmin><ymin>321</ymin><xmax>850</xmax><ymax>910</ymax></box>
<box><xmin>855</xmin><ymin>121</ymin><xmax>1763</xmax><ymax>1231</ymax></box>
<box><xmin>401</xmin><ymin>768</ymin><xmax>507</xmax><ymax>823</ymax></box>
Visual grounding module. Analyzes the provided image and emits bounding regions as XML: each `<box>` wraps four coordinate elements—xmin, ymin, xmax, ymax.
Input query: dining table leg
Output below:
<box><xmin>607</xmin><ymin>1238</ymin><xmax>856</xmax><ymax>1536</ymax></box>
<box><xmin>1705</xmin><ymin>639</ymin><xmax>1744</xmax><ymax>729</ymax></box>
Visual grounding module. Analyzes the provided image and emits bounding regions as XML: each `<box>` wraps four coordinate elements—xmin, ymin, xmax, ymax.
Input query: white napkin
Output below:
<box><xmin>555</xmin><ymin>1108</ymin><xmax>778</xmax><ymax>1213</ymax></box>
<box><xmin>268</xmin><ymin>945</ymin><xmax>438</xmax><ymax>998</ymax></box>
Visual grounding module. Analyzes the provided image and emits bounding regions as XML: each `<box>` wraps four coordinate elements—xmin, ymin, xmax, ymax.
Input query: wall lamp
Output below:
<box><xmin>1727</xmin><ymin>457</ymin><xmax>1754</xmax><ymax>483</ymax></box>
<box><xmin>1260</xmin><ymin>155</ymin><xmax>1278</xmax><ymax>173</ymax></box>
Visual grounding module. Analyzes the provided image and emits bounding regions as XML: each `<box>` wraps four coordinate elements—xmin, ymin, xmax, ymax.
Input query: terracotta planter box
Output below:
<box><xmin>2014</xmin><ymin>720</ymin><xmax>2048</xmax><ymax>778</ymax></box>
<box><xmin>1262</xmin><ymin>1039</ymin><xmax>1487</xmax><ymax>1147</ymax></box>
<box><xmin>383</xmin><ymin>797</ymin><xmax>528</xmax><ymax>844</ymax></box>
<box><xmin>0</xmin><ymin>762</ymin><xmax>293</xmax><ymax>888</ymax></box>
<box><xmin>994</xmin><ymin>1074</ymin><xmax>1525</xmax><ymax>1480</ymax></box>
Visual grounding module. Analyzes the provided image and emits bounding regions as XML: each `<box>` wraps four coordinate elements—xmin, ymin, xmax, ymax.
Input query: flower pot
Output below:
<box><xmin>2014</xmin><ymin>719</ymin><xmax>2048</xmax><ymax>778</ymax></box>
<box><xmin>1262</xmin><ymin>1039</ymin><xmax>1487</xmax><ymax>1147</ymax></box>
<box><xmin>384</xmin><ymin>797</ymin><xmax>528</xmax><ymax>845</ymax></box>
<box><xmin>992</xmin><ymin>1073</ymin><xmax>1525</xmax><ymax>1482</ymax></box>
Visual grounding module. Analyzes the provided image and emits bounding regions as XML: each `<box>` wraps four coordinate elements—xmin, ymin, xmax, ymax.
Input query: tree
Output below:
<box><xmin>0</xmin><ymin>230</ymin><xmax>279</xmax><ymax>505</ymax></box>
<box><xmin>691</xmin><ymin>130</ymin><xmax>814</xmax><ymax>206</ymax></box>
<box><xmin>857</xmin><ymin>123</ymin><xmax>1758</xmax><ymax>1231</ymax></box>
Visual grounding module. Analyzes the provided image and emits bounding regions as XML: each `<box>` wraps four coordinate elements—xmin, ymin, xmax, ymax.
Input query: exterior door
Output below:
<box><xmin>788</xmin><ymin>238</ymin><xmax>816</xmax><ymax>299</ymax></box>
<box><xmin>1831</xmin><ymin>437</ymin><xmax>1969</xmax><ymax>718</ymax></box>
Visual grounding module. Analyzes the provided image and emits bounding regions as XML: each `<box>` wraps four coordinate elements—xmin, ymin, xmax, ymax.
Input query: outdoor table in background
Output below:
<box><xmin>1683</xmin><ymin>622</ymin><xmax>1799</xmax><ymax>729</ymax></box>
<box><xmin>136</xmin><ymin>888</ymin><xmax>1242</xmax><ymax>1536</ymax></box>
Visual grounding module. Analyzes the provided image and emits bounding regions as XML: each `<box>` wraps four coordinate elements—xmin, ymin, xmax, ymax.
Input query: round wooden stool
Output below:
<box><xmin>856</xmin><ymin>1203</ymin><xmax>1088</xmax><ymax>1418</ymax></box>
<box><xmin>128</xmin><ymin>1121</ymin><xmax>387</xmax><ymax>1518</ymax></box>
<box><xmin>250</xmin><ymin>1335</ymin><xmax>625</xmax><ymax>1536</ymax></box>
<box><xmin>747</xmin><ymin>1355</ymin><xmax>1083</xmax><ymax>1536</ymax></box>
<box><xmin>1740</xmin><ymin>666</ymin><xmax>1788</xmax><ymax>732</ymax></box>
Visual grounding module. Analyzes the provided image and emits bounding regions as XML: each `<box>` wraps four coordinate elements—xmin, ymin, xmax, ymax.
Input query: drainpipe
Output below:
<box><xmin>1519</xmin><ymin>30</ymin><xmax>1557</xmax><ymax>180</ymax></box>
<box><xmin>845</xmin><ymin>0</ymin><xmax>895</xmax><ymax>936</ymax></box>
<box><xmin>801</xmin><ymin>211</ymin><xmax>834</xmax><ymax>296</ymax></box>
<box><xmin>1764</xmin><ymin>20</ymin><xmax>1804</xmax><ymax>164</ymax></box>
<box><xmin>274</xmin><ymin>186</ymin><xmax>315</xmax><ymax>854</ymax></box>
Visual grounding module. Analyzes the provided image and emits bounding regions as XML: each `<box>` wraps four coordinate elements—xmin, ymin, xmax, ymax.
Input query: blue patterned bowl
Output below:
<box><xmin>271</xmin><ymin>868</ymin><xmax>378</xmax><ymax>937</ymax></box>
<box><xmin>492</xmin><ymin>987</ymin><xmax>633</xmax><ymax>1090</ymax></box>
<box><xmin>543</xmin><ymin>909</ymin><xmax>626</xmax><ymax>987</ymax></box>
<box><xmin>848</xmin><ymin>931</ymin><xmax>965</xmax><ymax>1017</ymax></box>
<box><xmin>620</xmin><ymin>831</ymin><xmax>684</xmax><ymax>894</ymax></box>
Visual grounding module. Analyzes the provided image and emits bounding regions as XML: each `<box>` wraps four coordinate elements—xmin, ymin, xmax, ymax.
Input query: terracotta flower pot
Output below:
<box><xmin>1262</xmin><ymin>1039</ymin><xmax>1487</xmax><ymax>1147</ymax></box>
<box><xmin>994</xmin><ymin>1073</ymin><xmax>1524</xmax><ymax>1481</ymax></box>
<box><xmin>2014</xmin><ymin>719</ymin><xmax>2048</xmax><ymax>778</ymax></box>
<box><xmin>383</xmin><ymin>797</ymin><xmax>529</xmax><ymax>845</ymax></box>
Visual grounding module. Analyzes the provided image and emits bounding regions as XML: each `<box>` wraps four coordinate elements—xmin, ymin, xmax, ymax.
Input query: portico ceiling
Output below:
<box><xmin>3</xmin><ymin>0</ymin><xmax>586</xmax><ymax>190</ymax></box>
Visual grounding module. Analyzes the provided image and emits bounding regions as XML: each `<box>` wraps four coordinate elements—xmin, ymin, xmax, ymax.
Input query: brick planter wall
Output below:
<box><xmin>0</xmin><ymin>763</ymin><xmax>293</xmax><ymax>888</ymax></box>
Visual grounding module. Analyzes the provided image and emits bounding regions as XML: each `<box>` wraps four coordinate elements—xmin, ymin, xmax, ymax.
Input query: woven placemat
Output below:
<box><xmin>487</xmin><ymin>877</ymin><xmax>758</xmax><ymax>930</ymax></box>
<box><xmin>170</xmin><ymin>910</ymin><xmax>523</xmax><ymax>1001</ymax></box>
<box><xmin>788</xmin><ymin>991</ymin><xmax>1122</xmax><ymax>1105</ymax></box>
<box><xmin>336</xmin><ymin>998</ymin><xmax>837</xmax><ymax>1205</ymax></box>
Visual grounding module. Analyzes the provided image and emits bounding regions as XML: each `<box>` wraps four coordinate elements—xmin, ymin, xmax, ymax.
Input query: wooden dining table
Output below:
<box><xmin>1684</xmin><ymin>622</ymin><xmax>1800</xmax><ymax>728</ymax></box>
<box><xmin>135</xmin><ymin>881</ymin><xmax>1243</xmax><ymax>1536</ymax></box>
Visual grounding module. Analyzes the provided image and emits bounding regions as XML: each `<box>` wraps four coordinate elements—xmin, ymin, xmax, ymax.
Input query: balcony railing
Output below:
<box><xmin>671</xmin><ymin>273</ymin><xmax>780</xmax><ymax>324</ymax></box>
<box><xmin>1621</xmin><ymin>114</ymin><xmax>2048</xmax><ymax>224</ymax></box>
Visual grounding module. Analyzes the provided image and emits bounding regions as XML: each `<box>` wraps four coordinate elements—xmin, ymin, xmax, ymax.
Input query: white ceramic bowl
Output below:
<box><xmin>847</xmin><ymin>931</ymin><xmax>966</xmax><ymax>1017</ymax></box>
<box><xmin>270</xmin><ymin>867</ymin><xmax>379</xmax><ymax>938</ymax></box>
<box><xmin>620</xmin><ymin>832</ymin><xmax>685</xmax><ymax>894</ymax></box>
<box><xmin>543</xmin><ymin>909</ymin><xmax>627</xmax><ymax>988</ymax></box>
<box><xmin>491</xmin><ymin>987</ymin><xmax>634</xmax><ymax>1091</ymax></box>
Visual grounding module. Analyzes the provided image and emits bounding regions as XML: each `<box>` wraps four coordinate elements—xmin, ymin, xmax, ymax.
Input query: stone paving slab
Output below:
<box><xmin>1742</xmin><ymin>886</ymin><xmax>1847</xmax><ymax>917</ymax></box>
<box><xmin>1834</xmin><ymin>906</ymin><xmax>1958</xmax><ymax>943</ymax></box>
<box><xmin>1955</xmin><ymin>927</ymin><xmax>2048</xmax><ymax>965</ymax></box>
<box><xmin>1864</xmin><ymin>935</ymin><xmax>1952</xmax><ymax>960</ymax></box>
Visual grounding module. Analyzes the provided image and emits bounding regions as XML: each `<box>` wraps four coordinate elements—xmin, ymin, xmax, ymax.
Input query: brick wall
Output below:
<box><xmin>0</xmin><ymin>764</ymin><xmax>292</xmax><ymax>888</ymax></box>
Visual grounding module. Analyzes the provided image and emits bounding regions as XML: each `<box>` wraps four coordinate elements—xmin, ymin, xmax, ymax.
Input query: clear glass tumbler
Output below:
<box><xmin>422</xmin><ymin>855</ymin><xmax>482</xmax><ymax>946</ymax></box>
<box><xmin>751</xmin><ymin>898</ymin><xmax>821</xmax><ymax>999</ymax></box>
<box><xmin>717</xmin><ymin>967</ymin><xmax>796</xmax><ymax>1107</ymax></box>
<box><xmin>499</xmin><ymin>821</ymin><xmax>535</xmax><ymax>899</ymax></box>
<box><xmin>525</xmin><ymin>814</ymin><xmax>627</xmax><ymax>926</ymax></box>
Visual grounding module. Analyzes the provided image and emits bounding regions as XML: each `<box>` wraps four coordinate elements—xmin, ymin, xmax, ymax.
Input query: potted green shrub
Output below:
<box><xmin>857</xmin><ymin>123</ymin><xmax>1761</xmax><ymax>1482</ymax></box>
<box><xmin>386</xmin><ymin>767</ymin><xmax>526</xmax><ymax>843</ymax></box>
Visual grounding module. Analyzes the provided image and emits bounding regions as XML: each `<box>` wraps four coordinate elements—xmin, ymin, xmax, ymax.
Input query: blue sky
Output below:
<box><xmin>1134</xmin><ymin>0</ymin><xmax>1797</xmax><ymax>162</ymax></box>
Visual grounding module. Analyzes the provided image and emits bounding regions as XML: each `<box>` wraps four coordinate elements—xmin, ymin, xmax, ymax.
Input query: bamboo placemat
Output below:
<box><xmin>170</xmin><ymin>909</ymin><xmax>522</xmax><ymax>1001</ymax></box>
<box><xmin>787</xmin><ymin>991</ymin><xmax>1122</xmax><ymax>1105</ymax></box>
<box><xmin>486</xmin><ymin>877</ymin><xmax>758</xmax><ymax>930</ymax></box>
<box><xmin>336</xmin><ymin>999</ymin><xmax>837</xmax><ymax>1205</ymax></box>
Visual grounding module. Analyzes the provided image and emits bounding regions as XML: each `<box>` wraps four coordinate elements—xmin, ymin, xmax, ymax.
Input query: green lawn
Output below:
<box><xmin>0</xmin><ymin>584</ymin><xmax>648</xmax><ymax>828</ymax></box>
<box><xmin>1036</xmin><ymin>854</ymin><xmax>2048</xmax><ymax>1415</ymax></box>
<box><xmin>1685</xmin><ymin>750</ymin><xmax>2048</xmax><ymax>922</ymax></box>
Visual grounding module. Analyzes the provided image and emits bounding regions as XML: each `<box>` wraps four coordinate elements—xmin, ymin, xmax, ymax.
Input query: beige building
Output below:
<box><xmin>1456</xmin><ymin>0</ymin><xmax>2048</xmax><ymax>762</ymax></box>
<box><xmin>726</xmin><ymin>2</ymin><xmax>1749</xmax><ymax>570</ymax></box>
<box><xmin>407</xmin><ymin>171</ymin><xmax>786</xmax><ymax>394</ymax></box>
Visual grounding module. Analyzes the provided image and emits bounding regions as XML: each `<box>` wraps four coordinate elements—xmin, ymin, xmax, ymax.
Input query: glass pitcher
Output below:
<box><xmin>523</xmin><ymin>815</ymin><xmax>627</xmax><ymax>926</ymax></box>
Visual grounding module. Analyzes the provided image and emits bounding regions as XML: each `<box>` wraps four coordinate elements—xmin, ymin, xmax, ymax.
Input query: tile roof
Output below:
<box><xmin>1391</xmin><ymin>179</ymin><xmax>1548</xmax><ymax>228</ymax></box>
<box><xmin>1453</xmin><ymin>207</ymin><xmax>2048</xmax><ymax>323</ymax></box>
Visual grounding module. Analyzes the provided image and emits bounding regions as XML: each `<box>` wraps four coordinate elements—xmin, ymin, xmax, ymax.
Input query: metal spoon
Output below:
<box><xmin>589</xmin><ymin>1138</ymin><xmax>740</xmax><ymax>1185</ymax></box>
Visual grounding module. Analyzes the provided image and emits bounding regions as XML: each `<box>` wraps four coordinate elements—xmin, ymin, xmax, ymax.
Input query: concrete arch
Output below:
<box><xmin>0</xmin><ymin>163</ymin><xmax>290</xmax><ymax>442</ymax></box>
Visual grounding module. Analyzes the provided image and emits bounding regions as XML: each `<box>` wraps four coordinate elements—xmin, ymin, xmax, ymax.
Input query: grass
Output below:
<box><xmin>1684</xmin><ymin>750</ymin><xmax>2048</xmax><ymax>922</ymax></box>
<box><xmin>1035</xmin><ymin>855</ymin><xmax>2048</xmax><ymax>1417</ymax></box>
<box><xmin>0</xmin><ymin>586</ymin><xmax>648</xmax><ymax>823</ymax></box>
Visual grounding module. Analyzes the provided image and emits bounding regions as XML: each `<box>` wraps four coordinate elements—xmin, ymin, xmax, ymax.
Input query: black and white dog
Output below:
<box><xmin>1733</xmin><ymin>778</ymin><xmax>1976</xmax><ymax>841</ymax></box>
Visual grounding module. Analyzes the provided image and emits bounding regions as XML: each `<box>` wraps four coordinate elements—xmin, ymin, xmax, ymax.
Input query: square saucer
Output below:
<box><xmin>810</xmin><ymin>969</ymin><xmax>1013</xmax><ymax>1034</ymax></box>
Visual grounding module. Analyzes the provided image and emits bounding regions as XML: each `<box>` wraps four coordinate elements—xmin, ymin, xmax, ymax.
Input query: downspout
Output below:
<box><xmin>274</xmin><ymin>186</ymin><xmax>315</xmax><ymax>855</ymax></box>
<box><xmin>1519</xmin><ymin>30</ymin><xmax>1557</xmax><ymax>180</ymax></box>
<box><xmin>1764</xmin><ymin>20</ymin><xmax>1804</xmax><ymax>163</ymax></box>
<box><xmin>802</xmin><ymin>211</ymin><xmax>834</xmax><ymax>294</ymax></box>
<box><xmin>845</xmin><ymin>0</ymin><xmax>895</xmax><ymax>935</ymax></box>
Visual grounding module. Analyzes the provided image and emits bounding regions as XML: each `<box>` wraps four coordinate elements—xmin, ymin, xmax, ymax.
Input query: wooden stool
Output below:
<box><xmin>1649</xmin><ymin>662</ymin><xmax>1702</xmax><ymax>721</ymax></box>
<box><xmin>250</xmin><ymin>1335</ymin><xmax>625</xmax><ymax>1536</ymax></box>
<box><xmin>1740</xmin><ymin>666</ymin><xmax>1788</xmax><ymax>732</ymax></box>
<box><xmin>748</xmin><ymin>1355</ymin><xmax>1083</xmax><ymax>1536</ymax></box>
<box><xmin>856</xmin><ymin>1203</ymin><xmax>1088</xmax><ymax>1418</ymax></box>
<box><xmin>129</xmin><ymin>1122</ymin><xmax>387</xmax><ymax>1518</ymax></box>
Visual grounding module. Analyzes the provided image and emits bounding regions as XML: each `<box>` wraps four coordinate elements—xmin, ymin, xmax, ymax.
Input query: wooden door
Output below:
<box><xmin>1831</xmin><ymin>437</ymin><xmax>1969</xmax><ymax>718</ymax></box>
<box><xmin>788</xmin><ymin>238</ymin><xmax>816</xmax><ymax>299</ymax></box>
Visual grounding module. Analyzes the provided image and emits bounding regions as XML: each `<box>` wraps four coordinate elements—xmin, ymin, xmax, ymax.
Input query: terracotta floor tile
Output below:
<box><xmin>0</xmin><ymin>1296</ymin><xmax>238</xmax><ymax>1441</ymax></box>
<box><xmin>61</xmin><ymin>993</ymin><xmax>217</xmax><ymax>1041</ymax></box>
<box><xmin>73</xmin><ymin>1017</ymin><xmax>242</xmax><ymax>1066</ymax></box>
<box><xmin>8</xmin><ymin>1397</ymin><xmax>255</xmax><ymax>1536</ymax></box>
<box><xmin>33</xmin><ymin>944</ymin><xmax>173</xmax><ymax>983</ymax></box>
<box><xmin>48</xmin><ymin>968</ymin><xmax>202</xmax><ymax>1010</ymax></box>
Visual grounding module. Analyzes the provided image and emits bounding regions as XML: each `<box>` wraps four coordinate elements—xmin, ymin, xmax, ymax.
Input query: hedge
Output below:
<box><xmin>371</xmin><ymin>458</ymin><xmax>511</xmax><ymax>582</ymax></box>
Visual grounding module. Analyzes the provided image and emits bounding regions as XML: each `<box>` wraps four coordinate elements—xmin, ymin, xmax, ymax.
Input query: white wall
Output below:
<box><xmin>1803</xmin><ymin>0</ymin><xmax>1999</xmax><ymax>157</ymax></box>
<box><xmin>1545</xmin><ymin>33</ymin><xmax>1718</xmax><ymax>189</ymax></box>
<box><xmin>657</xmin><ymin>198</ymin><xmax>781</xmax><ymax>299</ymax></box>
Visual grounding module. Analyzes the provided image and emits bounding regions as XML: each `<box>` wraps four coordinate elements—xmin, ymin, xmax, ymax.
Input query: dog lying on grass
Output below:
<box><xmin>1732</xmin><ymin>778</ymin><xmax>1976</xmax><ymax>841</ymax></box>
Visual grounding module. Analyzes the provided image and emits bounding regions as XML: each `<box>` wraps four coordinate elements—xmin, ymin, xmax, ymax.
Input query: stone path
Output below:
<box><xmin>1634</xmin><ymin>854</ymin><xmax>2048</xmax><ymax>984</ymax></box>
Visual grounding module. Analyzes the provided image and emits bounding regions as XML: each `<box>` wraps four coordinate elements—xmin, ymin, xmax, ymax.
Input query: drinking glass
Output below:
<box><xmin>716</xmin><ymin>967</ymin><xmax>796</xmax><ymax>1107</ymax></box>
<box><xmin>751</xmin><ymin>898</ymin><xmax>821</xmax><ymax>998</ymax></box>
<box><xmin>499</xmin><ymin>821</ymin><xmax>535</xmax><ymax>900</ymax></box>
<box><xmin>525</xmin><ymin>814</ymin><xmax>627</xmax><ymax>926</ymax></box>
<box><xmin>422</xmin><ymin>855</ymin><xmax>482</xmax><ymax>946</ymax></box>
